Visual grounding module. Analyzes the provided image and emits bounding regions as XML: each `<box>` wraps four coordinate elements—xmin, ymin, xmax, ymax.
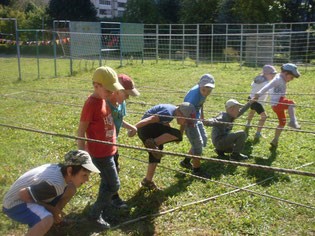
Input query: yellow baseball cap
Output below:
<box><xmin>92</xmin><ymin>66</ymin><xmax>124</xmax><ymax>91</ymax></box>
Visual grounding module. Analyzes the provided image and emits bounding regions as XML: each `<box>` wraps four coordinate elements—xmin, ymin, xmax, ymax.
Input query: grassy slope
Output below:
<box><xmin>0</xmin><ymin>60</ymin><xmax>314</xmax><ymax>235</ymax></box>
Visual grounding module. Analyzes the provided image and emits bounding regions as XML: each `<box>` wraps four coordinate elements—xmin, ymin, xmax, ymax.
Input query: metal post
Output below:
<box><xmin>182</xmin><ymin>24</ymin><xmax>185</xmax><ymax>64</ymax></box>
<box><xmin>240</xmin><ymin>24</ymin><xmax>243</xmax><ymax>67</ymax></box>
<box><xmin>53</xmin><ymin>20</ymin><xmax>57</xmax><ymax>77</ymax></box>
<box><xmin>225</xmin><ymin>24</ymin><xmax>228</xmax><ymax>64</ymax></box>
<box><xmin>196</xmin><ymin>24</ymin><xmax>199</xmax><ymax>66</ymax></box>
<box><xmin>211</xmin><ymin>24</ymin><xmax>213</xmax><ymax>64</ymax></box>
<box><xmin>156</xmin><ymin>24</ymin><xmax>159</xmax><ymax>63</ymax></box>
<box><xmin>14</xmin><ymin>19</ymin><xmax>22</xmax><ymax>80</ymax></box>
<box><xmin>169</xmin><ymin>24</ymin><xmax>171</xmax><ymax>63</ymax></box>
<box><xmin>36</xmin><ymin>30</ymin><xmax>40</xmax><ymax>80</ymax></box>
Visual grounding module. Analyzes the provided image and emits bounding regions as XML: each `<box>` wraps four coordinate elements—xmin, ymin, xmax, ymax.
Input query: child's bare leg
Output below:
<box><xmin>154</xmin><ymin>133</ymin><xmax>178</xmax><ymax>145</ymax></box>
<box><xmin>256</xmin><ymin>112</ymin><xmax>267</xmax><ymax>133</ymax></box>
<box><xmin>26</xmin><ymin>216</ymin><xmax>54</xmax><ymax>236</ymax></box>
<box><xmin>145</xmin><ymin>163</ymin><xmax>158</xmax><ymax>182</ymax></box>
<box><xmin>246</xmin><ymin>109</ymin><xmax>255</xmax><ymax>126</ymax></box>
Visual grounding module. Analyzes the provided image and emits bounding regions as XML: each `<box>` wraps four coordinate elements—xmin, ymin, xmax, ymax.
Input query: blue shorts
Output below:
<box><xmin>3</xmin><ymin>203</ymin><xmax>52</xmax><ymax>228</ymax></box>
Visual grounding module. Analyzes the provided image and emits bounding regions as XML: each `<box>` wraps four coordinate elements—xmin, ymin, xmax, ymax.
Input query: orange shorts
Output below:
<box><xmin>272</xmin><ymin>97</ymin><xmax>295</xmax><ymax>126</ymax></box>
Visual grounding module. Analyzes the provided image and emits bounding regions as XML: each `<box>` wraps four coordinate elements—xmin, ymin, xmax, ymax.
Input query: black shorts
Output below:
<box><xmin>138</xmin><ymin>123</ymin><xmax>182</xmax><ymax>163</ymax></box>
<box><xmin>250</xmin><ymin>101</ymin><xmax>265</xmax><ymax>115</ymax></box>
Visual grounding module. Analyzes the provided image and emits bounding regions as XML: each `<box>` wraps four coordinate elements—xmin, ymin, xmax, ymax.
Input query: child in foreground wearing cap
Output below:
<box><xmin>179</xmin><ymin>74</ymin><xmax>215</xmax><ymax>176</ymax></box>
<box><xmin>254</xmin><ymin>63</ymin><xmax>301</xmax><ymax>148</ymax></box>
<box><xmin>107</xmin><ymin>73</ymin><xmax>140</xmax><ymax>208</ymax></box>
<box><xmin>246</xmin><ymin>65</ymin><xmax>277</xmax><ymax>141</ymax></box>
<box><xmin>132</xmin><ymin>102</ymin><xmax>196</xmax><ymax>190</ymax></box>
<box><xmin>203</xmin><ymin>99</ymin><xmax>252</xmax><ymax>161</ymax></box>
<box><xmin>2</xmin><ymin>150</ymin><xmax>100</xmax><ymax>236</ymax></box>
<box><xmin>77</xmin><ymin>66</ymin><xmax>124</xmax><ymax>228</ymax></box>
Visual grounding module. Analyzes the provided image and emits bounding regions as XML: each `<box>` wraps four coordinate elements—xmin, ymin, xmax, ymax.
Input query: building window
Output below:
<box><xmin>99</xmin><ymin>0</ymin><xmax>111</xmax><ymax>5</ymax></box>
<box><xmin>99</xmin><ymin>9</ymin><xmax>111</xmax><ymax>15</ymax></box>
<box><xmin>118</xmin><ymin>2</ymin><xmax>125</xmax><ymax>8</ymax></box>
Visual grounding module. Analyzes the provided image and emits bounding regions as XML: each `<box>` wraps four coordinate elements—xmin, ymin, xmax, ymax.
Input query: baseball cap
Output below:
<box><xmin>178</xmin><ymin>102</ymin><xmax>196</xmax><ymax>118</ymax></box>
<box><xmin>281</xmin><ymin>63</ymin><xmax>300</xmax><ymax>78</ymax></box>
<box><xmin>92</xmin><ymin>66</ymin><xmax>124</xmax><ymax>92</ymax></box>
<box><xmin>198</xmin><ymin>74</ymin><xmax>215</xmax><ymax>88</ymax></box>
<box><xmin>262</xmin><ymin>65</ymin><xmax>277</xmax><ymax>75</ymax></box>
<box><xmin>225</xmin><ymin>99</ymin><xmax>244</xmax><ymax>109</ymax></box>
<box><xmin>118</xmin><ymin>74</ymin><xmax>140</xmax><ymax>96</ymax></box>
<box><xmin>64</xmin><ymin>150</ymin><xmax>100</xmax><ymax>173</ymax></box>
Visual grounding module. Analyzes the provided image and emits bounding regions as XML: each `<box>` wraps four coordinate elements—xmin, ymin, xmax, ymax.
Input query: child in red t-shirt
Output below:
<box><xmin>77</xmin><ymin>66</ymin><xmax>124</xmax><ymax>229</ymax></box>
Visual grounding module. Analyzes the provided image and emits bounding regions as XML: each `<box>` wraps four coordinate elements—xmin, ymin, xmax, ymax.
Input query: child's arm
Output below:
<box><xmin>135</xmin><ymin>115</ymin><xmax>160</xmax><ymax>129</ymax></box>
<box><xmin>77</xmin><ymin>121</ymin><xmax>89</xmax><ymax>150</ymax></box>
<box><xmin>122</xmin><ymin>120</ymin><xmax>137</xmax><ymax>137</ymax></box>
<box><xmin>255</xmin><ymin>78</ymin><xmax>278</xmax><ymax>99</ymax></box>
<box><xmin>203</xmin><ymin>117</ymin><xmax>217</xmax><ymax>127</ymax></box>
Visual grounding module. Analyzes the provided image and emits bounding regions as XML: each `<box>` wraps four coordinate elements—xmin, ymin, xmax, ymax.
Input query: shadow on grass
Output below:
<box><xmin>246</xmin><ymin>144</ymin><xmax>290</xmax><ymax>186</ymax></box>
<box><xmin>46</xmin><ymin>176</ymin><xmax>193</xmax><ymax>236</ymax></box>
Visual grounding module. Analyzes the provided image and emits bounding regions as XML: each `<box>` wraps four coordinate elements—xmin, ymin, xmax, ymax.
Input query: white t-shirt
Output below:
<box><xmin>249</xmin><ymin>75</ymin><xmax>270</xmax><ymax>105</ymax></box>
<box><xmin>3</xmin><ymin>164</ymin><xmax>66</xmax><ymax>209</ymax></box>
<box><xmin>256</xmin><ymin>74</ymin><xmax>286</xmax><ymax>106</ymax></box>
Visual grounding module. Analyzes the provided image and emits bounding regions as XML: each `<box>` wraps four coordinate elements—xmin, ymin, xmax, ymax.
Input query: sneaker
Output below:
<box><xmin>192</xmin><ymin>168</ymin><xmax>210</xmax><ymax>178</ymax></box>
<box><xmin>230</xmin><ymin>152</ymin><xmax>248</xmax><ymax>161</ymax></box>
<box><xmin>215</xmin><ymin>149</ymin><xmax>228</xmax><ymax>158</ymax></box>
<box><xmin>140</xmin><ymin>178</ymin><xmax>160</xmax><ymax>190</ymax></box>
<box><xmin>144</xmin><ymin>138</ymin><xmax>163</xmax><ymax>159</ymax></box>
<box><xmin>288</xmin><ymin>121</ymin><xmax>301</xmax><ymax>129</ymax></box>
<box><xmin>111</xmin><ymin>197</ymin><xmax>128</xmax><ymax>209</ymax></box>
<box><xmin>88</xmin><ymin>214</ymin><xmax>111</xmax><ymax>229</ymax></box>
<box><xmin>180</xmin><ymin>160</ymin><xmax>192</xmax><ymax>169</ymax></box>
<box><xmin>270</xmin><ymin>139</ymin><xmax>278</xmax><ymax>148</ymax></box>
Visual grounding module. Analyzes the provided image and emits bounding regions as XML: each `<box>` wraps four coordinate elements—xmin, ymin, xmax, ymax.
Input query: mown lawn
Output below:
<box><xmin>0</xmin><ymin>60</ymin><xmax>314</xmax><ymax>235</ymax></box>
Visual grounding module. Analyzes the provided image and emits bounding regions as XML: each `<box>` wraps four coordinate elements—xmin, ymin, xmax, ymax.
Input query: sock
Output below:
<box><xmin>288</xmin><ymin>105</ymin><xmax>297</xmax><ymax>123</ymax></box>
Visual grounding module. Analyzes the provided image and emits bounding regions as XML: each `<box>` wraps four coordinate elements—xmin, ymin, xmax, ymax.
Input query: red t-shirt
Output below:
<box><xmin>80</xmin><ymin>96</ymin><xmax>117</xmax><ymax>158</ymax></box>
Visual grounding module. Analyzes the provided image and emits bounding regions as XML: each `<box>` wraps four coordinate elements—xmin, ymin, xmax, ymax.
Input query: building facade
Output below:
<box><xmin>90</xmin><ymin>0</ymin><xmax>128</xmax><ymax>19</ymax></box>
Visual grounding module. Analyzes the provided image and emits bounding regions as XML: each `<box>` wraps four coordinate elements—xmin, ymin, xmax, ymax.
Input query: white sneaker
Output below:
<box><xmin>288</xmin><ymin>121</ymin><xmax>301</xmax><ymax>129</ymax></box>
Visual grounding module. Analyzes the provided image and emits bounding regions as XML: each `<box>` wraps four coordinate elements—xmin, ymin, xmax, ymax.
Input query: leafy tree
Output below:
<box><xmin>179</xmin><ymin>0</ymin><xmax>220</xmax><ymax>23</ymax></box>
<box><xmin>47</xmin><ymin>0</ymin><xmax>97</xmax><ymax>21</ymax></box>
<box><xmin>123</xmin><ymin>0</ymin><xmax>159</xmax><ymax>23</ymax></box>
<box><xmin>0</xmin><ymin>0</ymin><xmax>11</xmax><ymax>6</ymax></box>
<box><xmin>157</xmin><ymin>0</ymin><xmax>181</xmax><ymax>23</ymax></box>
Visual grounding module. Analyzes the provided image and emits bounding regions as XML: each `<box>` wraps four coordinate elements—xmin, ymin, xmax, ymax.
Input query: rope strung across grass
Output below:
<box><xmin>110</xmin><ymin>158</ymin><xmax>314</xmax><ymax>229</ymax></box>
<box><xmin>2</xmin><ymin>93</ymin><xmax>315</xmax><ymax>134</ymax></box>
<box><xmin>2</xmin><ymin>93</ymin><xmax>315</xmax><ymax>126</ymax></box>
<box><xmin>0</xmin><ymin>122</ymin><xmax>314</xmax><ymax>177</ymax></box>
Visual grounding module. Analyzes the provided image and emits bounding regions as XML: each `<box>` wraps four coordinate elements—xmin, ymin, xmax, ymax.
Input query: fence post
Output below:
<box><xmin>156</xmin><ymin>25</ymin><xmax>159</xmax><ymax>63</ymax></box>
<box><xmin>211</xmin><ymin>24</ymin><xmax>213</xmax><ymax>64</ymax></box>
<box><xmin>14</xmin><ymin>19</ymin><xmax>22</xmax><ymax>80</ymax></box>
<box><xmin>169</xmin><ymin>24</ymin><xmax>171</xmax><ymax>63</ymax></box>
<box><xmin>53</xmin><ymin>21</ymin><xmax>57</xmax><ymax>77</ymax></box>
<box><xmin>36</xmin><ymin>30</ymin><xmax>40</xmax><ymax>80</ymax></box>
<box><xmin>240</xmin><ymin>24</ymin><xmax>243</xmax><ymax>67</ymax></box>
<box><xmin>196</xmin><ymin>24</ymin><xmax>199</xmax><ymax>66</ymax></box>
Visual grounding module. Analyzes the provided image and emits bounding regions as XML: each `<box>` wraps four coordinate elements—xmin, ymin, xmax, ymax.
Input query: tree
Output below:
<box><xmin>179</xmin><ymin>0</ymin><xmax>220</xmax><ymax>23</ymax></box>
<box><xmin>47</xmin><ymin>0</ymin><xmax>97</xmax><ymax>21</ymax></box>
<box><xmin>157</xmin><ymin>0</ymin><xmax>181</xmax><ymax>23</ymax></box>
<box><xmin>123</xmin><ymin>0</ymin><xmax>160</xmax><ymax>23</ymax></box>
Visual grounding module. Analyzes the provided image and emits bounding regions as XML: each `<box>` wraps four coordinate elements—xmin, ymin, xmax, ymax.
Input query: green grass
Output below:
<box><xmin>0</xmin><ymin>59</ymin><xmax>314</xmax><ymax>235</ymax></box>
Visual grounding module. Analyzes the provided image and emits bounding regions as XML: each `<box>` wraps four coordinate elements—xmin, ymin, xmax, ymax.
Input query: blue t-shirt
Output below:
<box><xmin>184</xmin><ymin>84</ymin><xmax>206</xmax><ymax>119</ymax></box>
<box><xmin>107</xmin><ymin>100</ymin><xmax>126</xmax><ymax>136</ymax></box>
<box><xmin>142</xmin><ymin>104</ymin><xmax>176</xmax><ymax>124</ymax></box>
